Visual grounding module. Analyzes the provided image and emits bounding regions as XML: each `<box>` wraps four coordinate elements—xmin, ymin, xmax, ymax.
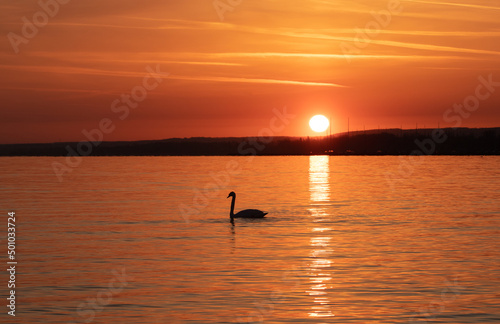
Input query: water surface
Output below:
<box><xmin>0</xmin><ymin>156</ymin><xmax>499</xmax><ymax>323</ymax></box>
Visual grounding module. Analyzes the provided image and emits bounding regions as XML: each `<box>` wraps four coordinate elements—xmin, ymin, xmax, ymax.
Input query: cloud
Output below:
<box><xmin>168</xmin><ymin>75</ymin><xmax>347</xmax><ymax>87</ymax></box>
<box><xmin>405</xmin><ymin>0</ymin><xmax>500</xmax><ymax>11</ymax></box>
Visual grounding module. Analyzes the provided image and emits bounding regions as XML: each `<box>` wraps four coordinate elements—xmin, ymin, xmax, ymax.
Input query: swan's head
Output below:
<box><xmin>227</xmin><ymin>191</ymin><xmax>236</xmax><ymax>198</ymax></box>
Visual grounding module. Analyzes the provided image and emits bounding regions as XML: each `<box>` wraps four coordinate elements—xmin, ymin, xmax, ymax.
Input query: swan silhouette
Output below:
<box><xmin>227</xmin><ymin>191</ymin><xmax>267</xmax><ymax>222</ymax></box>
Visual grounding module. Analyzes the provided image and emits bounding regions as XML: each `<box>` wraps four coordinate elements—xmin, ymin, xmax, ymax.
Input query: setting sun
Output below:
<box><xmin>309</xmin><ymin>115</ymin><xmax>330</xmax><ymax>133</ymax></box>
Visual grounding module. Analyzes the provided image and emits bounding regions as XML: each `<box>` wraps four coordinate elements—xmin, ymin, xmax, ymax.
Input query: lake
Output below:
<box><xmin>0</xmin><ymin>156</ymin><xmax>499</xmax><ymax>323</ymax></box>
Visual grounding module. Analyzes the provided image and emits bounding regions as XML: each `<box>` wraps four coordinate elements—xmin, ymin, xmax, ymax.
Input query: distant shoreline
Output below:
<box><xmin>1</xmin><ymin>127</ymin><xmax>499</xmax><ymax>157</ymax></box>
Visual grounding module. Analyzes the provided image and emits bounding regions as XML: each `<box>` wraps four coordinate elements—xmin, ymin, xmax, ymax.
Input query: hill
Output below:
<box><xmin>1</xmin><ymin>127</ymin><xmax>499</xmax><ymax>156</ymax></box>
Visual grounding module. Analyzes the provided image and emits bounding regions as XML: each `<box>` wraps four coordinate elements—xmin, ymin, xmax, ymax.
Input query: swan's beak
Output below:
<box><xmin>226</xmin><ymin>194</ymin><xmax>231</xmax><ymax>198</ymax></box>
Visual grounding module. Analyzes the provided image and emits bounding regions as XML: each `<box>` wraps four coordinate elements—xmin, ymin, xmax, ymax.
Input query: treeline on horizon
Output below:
<box><xmin>1</xmin><ymin>127</ymin><xmax>500</xmax><ymax>156</ymax></box>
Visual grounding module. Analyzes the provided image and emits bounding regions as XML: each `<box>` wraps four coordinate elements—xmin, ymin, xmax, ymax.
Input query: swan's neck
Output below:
<box><xmin>230</xmin><ymin>195</ymin><xmax>236</xmax><ymax>219</ymax></box>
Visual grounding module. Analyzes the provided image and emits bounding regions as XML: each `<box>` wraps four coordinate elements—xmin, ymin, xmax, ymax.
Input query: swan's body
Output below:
<box><xmin>227</xmin><ymin>191</ymin><xmax>267</xmax><ymax>221</ymax></box>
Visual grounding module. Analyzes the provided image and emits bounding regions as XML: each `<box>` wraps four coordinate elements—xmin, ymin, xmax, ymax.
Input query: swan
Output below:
<box><xmin>227</xmin><ymin>191</ymin><xmax>267</xmax><ymax>221</ymax></box>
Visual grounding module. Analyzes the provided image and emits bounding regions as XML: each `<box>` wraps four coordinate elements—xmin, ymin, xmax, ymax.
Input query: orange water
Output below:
<box><xmin>0</xmin><ymin>156</ymin><xmax>499</xmax><ymax>323</ymax></box>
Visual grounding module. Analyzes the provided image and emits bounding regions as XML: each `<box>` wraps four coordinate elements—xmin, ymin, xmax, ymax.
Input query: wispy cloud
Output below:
<box><xmin>0</xmin><ymin>63</ymin><xmax>345</xmax><ymax>87</ymax></box>
<box><xmin>367</xmin><ymin>39</ymin><xmax>500</xmax><ymax>56</ymax></box>
<box><xmin>48</xmin><ymin>22</ymin><xmax>191</xmax><ymax>30</ymax></box>
<box><xmin>0</xmin><ymin>86</ymin><xmax>110</xmax><ymax>94</ymax></box>
<box><xmin>406</xmin><ymin>0</ymin><xmax>500</xmax><ymax>11</ymax></box>
<box><xmin>0</xmin><ymin>64</ymin><xmax>153</xmax><ymax>78</ymax></box>
<box><xmin>168</xmin><ymin>75</ymin><xmax>346</xmax><ymax>87</ymax></box>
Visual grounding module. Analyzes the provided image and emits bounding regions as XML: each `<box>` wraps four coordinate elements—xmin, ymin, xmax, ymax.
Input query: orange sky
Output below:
<box><xmin>1</xmin><ymin>0</ymin><xmax>500</xmax><ymax>144</ymax></box>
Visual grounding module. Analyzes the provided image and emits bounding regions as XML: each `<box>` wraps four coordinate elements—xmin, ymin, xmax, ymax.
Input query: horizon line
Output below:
<box><xmin>1</xmin><ymin>126</ymin><xmax>499</xmax><ymax>146</ymax></box>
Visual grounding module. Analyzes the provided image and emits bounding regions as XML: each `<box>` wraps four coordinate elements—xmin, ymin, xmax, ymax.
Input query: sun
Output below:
<box><xmin>309</xmin><ymin>115</ymin><xmax>329</xmax><ymax>133</ymax></box>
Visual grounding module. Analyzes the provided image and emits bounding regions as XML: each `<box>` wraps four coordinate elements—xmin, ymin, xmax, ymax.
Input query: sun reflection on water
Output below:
<box><xmin>307</xmin><ymin>155</ymin><xmax>335</xmax><ymax>319</ymax></box>
<box><xmin>309</xmin><ymin>155</ymin><xmax>331</xmax><ymax>203</ymax></box>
